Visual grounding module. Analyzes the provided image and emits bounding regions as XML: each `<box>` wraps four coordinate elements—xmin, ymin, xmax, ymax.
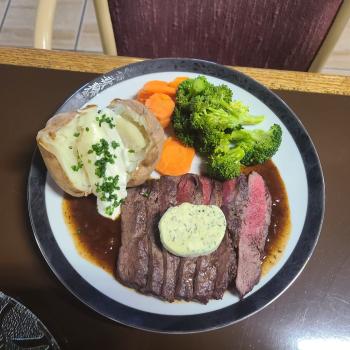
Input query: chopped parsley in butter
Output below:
<box><xmin>159</xmin><ymin>203</ymin><xmax>227</xmax><ymax>257</ymax></box>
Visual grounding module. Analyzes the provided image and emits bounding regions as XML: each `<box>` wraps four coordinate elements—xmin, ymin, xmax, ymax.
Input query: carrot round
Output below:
<box><xmin>168</xmin><ymin>76</ymin><xmax>189</xmax><ymax>89</ymax></box>
<box><xmin>159</xmin><ymin>117</ymin><xmax>171</xmax><ymax>128</ymax></box>
<box><xmin>156</xmin><ymin>137</ymin><xmax>195</xmax><ymax>176</ymax></box>
<box><xmin>144</xmin><ymin>80</ymin><xmax>176</xmax><ymax>96</ymax></box>
<box><xmin>145</xmin><ymin>93</ymin><xmax>175</xmax><ymax>128</ymax></box>
<box><xmin>137</xmin><ymin>89</ymin><xmax>152</xmax><ymax>103</ymax></box>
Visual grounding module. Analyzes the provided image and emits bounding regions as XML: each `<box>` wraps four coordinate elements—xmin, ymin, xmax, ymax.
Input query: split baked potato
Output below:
<box><xmin>37</xmin><ymin>99</ymin><xmax>165</xmax><ymax>217</ymax></box>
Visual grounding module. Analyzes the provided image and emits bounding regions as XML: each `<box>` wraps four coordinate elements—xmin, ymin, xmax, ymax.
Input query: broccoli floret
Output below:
<box><xmin>172</xmin><ymin>107</ymin><xmax>196</xmax><ymax>146</ymax></box>
<box><xmin>172</xmin><ymin>76</ymin><xmax>282</xmax><ymax>180</ymax></box>
<box><xmin>206</xmin><ymin>146</ymin><xmax>245</xmax><ymax>180</ymax></box>
<box><xmin>230</xmin><ymin>124</ymin><xmax>282</xmax><ymax>165</ymax></box>
<box><xmin>196</xmin><ymin>129</ymin><xmax>233</xmax><ymax>155</ymax></box>
<box><xmin>190</xmin><ymin>93</ymin><xmax>264</xmax><ymax>137</ymax></box>
<box><xmin>226</xmin><ymin>100</ymin><xmax>265</xmax><ymax>125</ymax></box>
<box><xmin>176</xmin><ymin>76</ymin><xmax>212</xmax><ymax>111</ymax></box>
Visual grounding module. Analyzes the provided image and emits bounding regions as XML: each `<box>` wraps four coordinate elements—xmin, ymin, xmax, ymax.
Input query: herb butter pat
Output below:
<box><xmin>159</xmin><ymin>203</ymin><xmax>227</xmax><ymax>257</ymax></box>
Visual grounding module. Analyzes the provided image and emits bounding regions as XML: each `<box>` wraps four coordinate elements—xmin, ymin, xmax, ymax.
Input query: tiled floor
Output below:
<box><xmin>0</xmin><ymin>0</ymin><xmax>349</xmax><ymax>75</ymax></box>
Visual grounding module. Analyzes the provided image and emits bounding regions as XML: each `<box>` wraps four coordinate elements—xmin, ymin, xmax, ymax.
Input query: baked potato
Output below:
<box><xmin>37</xmin><ymin>99</ymin><xmax>165</xmax><ymax>218</ymax></box>
<box><xmin>108</xmin><ymin>99</ymin><xmax>164</xmax><ymax>187</ymax></box>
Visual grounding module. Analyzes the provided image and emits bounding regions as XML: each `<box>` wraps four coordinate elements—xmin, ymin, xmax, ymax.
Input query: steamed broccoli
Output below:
<box><xmin>230</xmin><ymin>124</ymin><xmax>282</xmax><ymax>165</ymax></box>
<box><xmin>172</xmin><ymin>76</ymin><xmax>282</xmax><ymax>180</ymax></box>
<box><xmin>174</xmin><ymin>76</ymin><xmax>264</xmax><ymax>149</ymax></box>
<box><xmin>207</xmin><ymin>147</ymin><xmax>245</xmax><ymax>180</ymax></box>
<box><xmin>172</xmin><ymin>107</ymin><xmax>197</xmax><ymax>147</ymax></box>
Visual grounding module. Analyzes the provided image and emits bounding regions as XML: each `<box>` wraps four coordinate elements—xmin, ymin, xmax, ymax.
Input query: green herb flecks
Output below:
<box><xmin>88</xmin><ymin>139</ymin><xmax>125</xmax><ymax>215</ymax></box>
<box><xmin>95</xmin><ymin>175</ymin><xmax>124</xmax><ymax>215</ymax></box>
<box><xmin>71</xmin><ymin>152</ymin><xmax>83</xmax><ymax>172</ymax></box>
<box><xmin>96</xmin><ymin>114</ymin><xmax>115</xmax><ymax>129</ymax></box>
<box><xmin>111</xmin><ymin>141</ymin><xmax>119</xmax><ymax>149</ymax></box>
<box><xmin>128</xmin><ymin>149</ymin><xmax>135</xmax><ymax>153</ymax></box>
<box><xmin>95</xmin><ymin>175</ymin><xmax>120</xmax><ymax>200</ymax></box>
<box><xmin>88</xmin><ymin>138</ymin><xmax>115</xmax><ymax>178</ymax></box>
<box><xmin>73</xmin><ymin>132</ymin><xmax>80</xmax><ymax>137</ymax></box>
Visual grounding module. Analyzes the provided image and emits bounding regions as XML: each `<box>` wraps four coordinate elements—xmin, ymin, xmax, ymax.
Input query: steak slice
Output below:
<box><xmin>145</xmin><ymin>180</ymin><xmax>164</xmax><ymax>295</ymax></box>
<box><xmin>159</xmin><ymin>176</ymin><xmax>181</xmax><ymax>302</ymax></box>
<box><xmin>193</xmin><ymin>178</ymin><xmax>219</xmax><ymax>303</ymax></box>
<box><xmin>209</xmin><ymin>177</ymin><xmax>248</xmax><ymax>299</ymax></box>
<box><xmin>212</xmin><ymin>232</ymin><xmax>235</xmax><ymax>299</ymax></box>
<box><xmin>235</xmin><ymin>171</ymin><xmax>272</xmax><ymax>296</ymax></box>
<box><xmin>175</xmin><ymin>174</ymin><xmax>201</xmax><ymax>301</ymax></box>
<box><xmin>117</xmin><ymin>184</ymin><xmax>149</xmax><ymax>291</ymax></box>
<box><xmin>222</xmin><ymin>175</ymin><xmax>249</xmax><ymax>249</ymax></box>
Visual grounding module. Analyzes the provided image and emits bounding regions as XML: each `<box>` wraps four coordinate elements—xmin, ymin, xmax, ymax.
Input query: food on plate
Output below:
<box><xmin>137</xmin><ymin>80</ymin><xmax>176</xmax><ymax>103</ymax></box>
<box><xmin>206</xmin><ymin>125</ymin><xmax>282</xmax><ymax>180</ymax></box>
<box><xmin>136</xmin><ymin>77</ymin><xmax>188</xmax><ymax>128</ymax></box>
<box><xmin>37</xmin><ymin>99</ymin><xmax>164</xmax><ymax>219</ymax></box>
<box><xmin>172</xmin><ymin>76</ymin><xmax>282</xmax><ymax>179</ymax></box>
<box><xmin>155</xmin><ymin>137</ymin><xmax>195</xmax><ymax>176</ymax></box>
<box><xmin>168</xmin><ymin>76</ymin><xmax>189</xmax><ymax>89</ymax></box>
<box><xmin>117</xmin><ymin>172</ymin><xmax>271</xmax><ymax>303</ymax></box>
<box><xmin>145</xmin><ymin>93</ymin><xmax>175</xmax><ymax>128</ymax></box>
<box><xmin>43</xmin><ymin>74</ymin><xmax>288</xmax><ymax>306</ymax></box>
<box><xmin>233</xmin><ymin>172</ymin><xmax>271</xmax><ymax>296</ymax></box>
<box><xmin>108</xmin><ymin>99</ymin><xmax>165</xmax><ymax>187</ymax></box>
<box><xmin>159</xmin><ymin>203</ymin><xmax>227</xmax><ymax>257</ymax></box>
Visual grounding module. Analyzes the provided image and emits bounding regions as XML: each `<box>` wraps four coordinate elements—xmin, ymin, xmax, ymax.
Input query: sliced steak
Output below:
<box><xmin>117</xmin><ymin>171</ymin><xmax>272</xmax><ymax>303</ymax></box>
<box><xmin>159</xmin><ymin>176</ymin><xmax>181</xmax><ymax>302</ymax></box>
<box><xmin>235</xmin><ymin>171</ymin><xmax>272</xmax><ymax>296</ymax></box>
<box><xmin>212</xmin><ymin>232</ymin><xmax>235</xmax><ymax>299</ymax></box>
<box><xmin>222</xmin><ymin>176</ymin><xmax>249</xmax><ymax>249</ymax></box>
<box><xmin>175</xmin><ymin>174</ymin><xmax>201</xmax><ymax>301</ymax></box>
<box><xmin>210</xmin><ymin>177</ymin><xmax>249</xmax><ymax>299</ymax></box>
<box><xmin>193</xmin><ymin>178</ymin><xmax>217</xmax><ymax>303</ymax></box>
<box><xmin>117</xmin><ymin>184</ymin><xmax>149</xmax><ymax>291</ymax></box>
<box><xmin>145</xmin><ymin>180</ymin><xmax>164</xmax><ymax>295</ymax></box>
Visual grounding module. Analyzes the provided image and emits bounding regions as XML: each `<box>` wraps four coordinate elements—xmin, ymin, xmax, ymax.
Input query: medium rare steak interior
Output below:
<box><xmin>117</xmin><ymin>172</ymin><xmax>271</xmax><ymax>303</ymax></box>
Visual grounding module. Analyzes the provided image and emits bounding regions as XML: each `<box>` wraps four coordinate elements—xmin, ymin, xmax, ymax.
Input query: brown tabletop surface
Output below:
<box><xmin>1</xmin><ymin>63</ymin><xmax>349</xmax><ymax>349</ymax></box>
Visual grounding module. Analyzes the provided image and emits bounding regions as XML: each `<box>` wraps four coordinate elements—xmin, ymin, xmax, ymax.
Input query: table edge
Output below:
<box><xmin>1</xmin><ymin>47</ymin><xmax>349</xmax><ymax>96</ymax></box>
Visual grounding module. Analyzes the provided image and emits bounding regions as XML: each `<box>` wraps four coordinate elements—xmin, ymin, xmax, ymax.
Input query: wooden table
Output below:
<box><xmin>1</xmin><ymin>47</ymin><xmax>350</xmax><ymax>349</ymax></box>
<box><xmin>1</xmin><ymin>47</ymin><xmax>350</xmax><ymax>96</ymax></box>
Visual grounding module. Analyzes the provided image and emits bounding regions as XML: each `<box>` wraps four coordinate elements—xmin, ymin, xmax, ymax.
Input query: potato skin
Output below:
<box><xmin>36</xmin><ymin>111</ymin><xmax>91</xmax><ymax>197</ymax></box>
<box><xmin>36</xmin><ymin>100</ymin><xmax>165</xmax><ymax>196</ymax></box>
<box><xmin>109</xmin><ymin>99</ymin><xmax>165</xmax><ymax>187</ymax></box>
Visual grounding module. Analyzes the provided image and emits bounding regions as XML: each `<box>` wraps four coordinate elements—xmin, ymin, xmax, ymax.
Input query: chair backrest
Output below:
<box><xmin>107</xmin><ymin>0</ymin><xmax>343</xmax><ymax>71</ymax></box>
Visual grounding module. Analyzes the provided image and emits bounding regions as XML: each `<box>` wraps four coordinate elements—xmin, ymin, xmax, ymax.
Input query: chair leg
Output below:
<box><xmin>34</xmin><ymin>0</ymin><xmax>57</xmax><ymax>50</ymax></box>
<box><xmin>93</xmin><ymin>0</ymin><xmax>118</xmax><ymax>55</ymax></box>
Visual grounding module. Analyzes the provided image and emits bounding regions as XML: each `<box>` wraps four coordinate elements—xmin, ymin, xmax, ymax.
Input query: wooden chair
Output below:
<box><xmin>34</xmin><ymin>0</ymin><xmax>350</xmax><ymax>72</ymax></box>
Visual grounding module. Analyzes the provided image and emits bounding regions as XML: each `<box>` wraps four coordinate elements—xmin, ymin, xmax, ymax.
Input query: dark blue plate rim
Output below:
<box><xmin>27</xmin><ymin>58</ymin><xmax>324</xmax><ymax>333</ymax></box>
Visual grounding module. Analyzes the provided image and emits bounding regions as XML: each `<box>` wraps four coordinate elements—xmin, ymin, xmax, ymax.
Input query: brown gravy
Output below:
<box><xmin>62</xmin><ymin>197</ymin><xmax>120</xmax><ymax>274</ymax></box>
<box><xmin>62</xmin><ymin>160</ymin><xmax>290</xmax><ymax>276</ymax></box>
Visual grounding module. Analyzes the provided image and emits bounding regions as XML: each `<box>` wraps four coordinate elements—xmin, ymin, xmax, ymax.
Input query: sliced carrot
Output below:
<box><xmin>156</xmin><ymin>137</ymin><xmax>195</xmax><ymax>176</ymax></box>
<box><xmin>168</xmin><ymin>76</ymin><xmax>189</xmax><ymax>89</ymax></box>
<box><xmin>159</xmin><ymin>118</ymin><xmax>171</xmax><ymax>128</ymax></box>
<box><xmin>144</xmin><ymin>80</ymin><xmax>176</xmax><ymax>96</ymax></box>
<box><xmin>137</xmin><ymin>89</ymin><xmax>152</xmax><ymax>103</ymax></box>
<box><xmin>145</xmin><ymin>93</ymin><xmax>175</xmax><ymax>127</ymax></box>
